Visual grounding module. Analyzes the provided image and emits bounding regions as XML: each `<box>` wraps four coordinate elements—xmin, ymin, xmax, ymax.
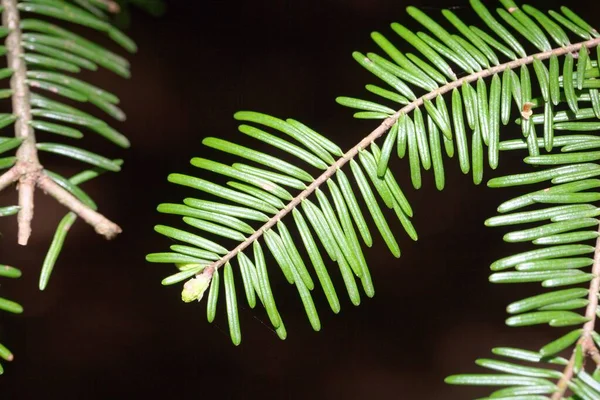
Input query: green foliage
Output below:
<box><xmin>149</xmin><ymin>112</ymin><xmax>417</xmax><ymax>342</ymax></box>
<box><xmin>148</xmin><ymin>0</ymin><xmax>600</xmax><ymax>397</ymax></box>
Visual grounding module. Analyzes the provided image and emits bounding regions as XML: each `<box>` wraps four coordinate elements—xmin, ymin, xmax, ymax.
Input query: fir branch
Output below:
<box><xmin>206</xmin><ymin>36</ymin><xmax>600</xmax><ymax>275</ymax></box>
<box><xmin>0</xmin><ymin>0</ymin><xmax>121</xmax><ymax>245</ymax></box>
<box><xmin>149</xmin><ymin>4</ymin><xmax>600</xmax><ymax>387</ymax></box>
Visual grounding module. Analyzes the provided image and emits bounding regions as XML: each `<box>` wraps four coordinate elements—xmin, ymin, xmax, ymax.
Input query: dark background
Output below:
<box><xmin>1</xmin><ymin>0</ymin><xmax>600</xmax><ymax>398</ymax></box>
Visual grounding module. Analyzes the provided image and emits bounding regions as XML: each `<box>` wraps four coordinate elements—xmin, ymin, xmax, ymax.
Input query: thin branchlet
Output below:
<box><xmin>205</xmin><ymin>37</ymin><xmax>600</xmax><ymax>275</ymax></box>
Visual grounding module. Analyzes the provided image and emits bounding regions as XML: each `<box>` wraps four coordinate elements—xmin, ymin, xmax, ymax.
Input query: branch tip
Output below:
<box><xmin>94</xmin><ymin>220</ymin><xmax>122</xmax><ymax>240</ymax></box>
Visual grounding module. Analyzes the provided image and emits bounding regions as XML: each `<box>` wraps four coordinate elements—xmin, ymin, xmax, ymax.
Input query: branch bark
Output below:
<box><xmin>0</xmin><ymin>0</ymin><xmax>121</xmax><ymax>244</ymax></box>
<box><xmin>3</xmin><ymin>0</ymin><xmax>38</xmax><ymax>244</ymax></box>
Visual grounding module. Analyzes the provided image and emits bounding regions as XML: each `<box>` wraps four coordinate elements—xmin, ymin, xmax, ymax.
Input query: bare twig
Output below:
<box><xmin>0</xmin><ymin>0</ymin><xmax>121</xmax><ymax>244</ymax></box>
<box><xmin>205</xmin><ymin>36</ymin><xmax>600</xmax><ymax>274</ymax></box>
<box><xmin>37</xmin><ymin>174</ymin><xmax>121</xmax><ymax>239</ymax></box>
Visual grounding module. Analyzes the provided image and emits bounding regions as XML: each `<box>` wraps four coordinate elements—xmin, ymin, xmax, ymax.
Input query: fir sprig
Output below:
<box><xmin>149</xmin><ymin>1</ymin><xmax>600</xmax><ymax>397</ymax></box>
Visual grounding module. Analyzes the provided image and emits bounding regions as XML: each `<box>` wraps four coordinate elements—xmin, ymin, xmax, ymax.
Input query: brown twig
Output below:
<box><xmin>3</xmin><ymin>0</ymin><xmax>37</xmax><ymax>244</ymax></box>
<box><xmin>0</xmin><ymin>0</ymin><xmax>121</xmax><ymax>244</ymax></box>
<box><xmin>37</xmin><ymin>174</ymin><xmax>121</xmax><ymax>239</ymax></box>
<box><xmin>204</xmin><ymin>36</ymin><xmax>600</xmax><ymax>274</ymax></box>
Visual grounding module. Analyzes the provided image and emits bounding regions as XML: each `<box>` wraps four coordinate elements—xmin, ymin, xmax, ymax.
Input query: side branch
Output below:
<box><xmin>37</xmin><ymin>174</ymin><xmax>121</xmax><ymax>240</ymax></box>
<box><xmin>0</xmin><ymin>167</ymin><xmax>123</xmax><ymax>241</ymax></box>
<box><xmin>550</xmin><ymin>226</ymin><xmax>600</xmax><ymax>400</ymax></box>
<box><xmin>205</xmin><ymin>37</ymin><xmax>600</xmax><ymax>274</ymax></box>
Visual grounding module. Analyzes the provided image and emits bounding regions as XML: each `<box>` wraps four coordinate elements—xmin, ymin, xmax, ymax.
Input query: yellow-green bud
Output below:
<box><xmin>181</xmin><ymin>274</ymin><xmax>211</xmax><ymax>303</ymax></box>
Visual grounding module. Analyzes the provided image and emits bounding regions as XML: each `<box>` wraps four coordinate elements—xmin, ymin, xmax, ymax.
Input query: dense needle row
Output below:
<box><xmin>339</xmin><ymin>0</ymin><xmax>600</xmax><ymax>191</ymax></box>
<box><xmin>327</xmin><ymin>0</ymin><xmax>600</xmax><ymax>398</ymax></box>
<box><xmin>147</xmin><ymin>111</ymin><xmax>418</xmax><ymax>345</ymax></box>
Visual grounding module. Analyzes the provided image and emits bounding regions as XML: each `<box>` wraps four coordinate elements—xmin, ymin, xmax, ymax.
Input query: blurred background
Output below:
<box><xmin>1</xmin><ymin>0</ymin><xmax>600</xmax><ymax>398</ymax></box>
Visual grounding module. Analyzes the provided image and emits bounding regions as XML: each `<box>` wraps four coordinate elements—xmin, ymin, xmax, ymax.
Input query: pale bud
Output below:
<box><xmin>181</xmin><ymin>274</ymin><xmax>211</xmax><ymax>303</ymax></box>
